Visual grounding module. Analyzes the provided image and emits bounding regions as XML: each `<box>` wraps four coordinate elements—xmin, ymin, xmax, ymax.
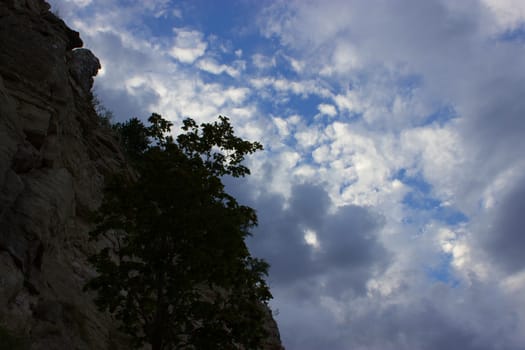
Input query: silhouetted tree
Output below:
<box><xmin>85</xmin><ymin>114</ymin><xmax>271</xmax><ymax>350</ymax></box>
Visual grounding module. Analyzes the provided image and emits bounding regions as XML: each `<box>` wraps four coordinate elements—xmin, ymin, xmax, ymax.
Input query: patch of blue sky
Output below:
<box><xmin>270</xmin><ymin>55</ymin><xmax>304</xmax><ymax>80</ymax></box>
<box><xmin>402</xmin><ymin>192</ymin><xmax>468</xmax><ymax>226</ymax></box>
<box><xmin>396</xmin><ymin>73</ymin><xmax>423</xmax><ymax>96</ymax></box>
<box><xmin>392</xmin><ymin>73</ymin><xmax>458</xmax><ymax>128</ymax></box>
<box><xmin>339</xmin><ymin>180</ymin><xmax>358</xmax><ymax>196</ymax></box>
<box><xmin>401</xmin><ymin>207</ymin><xmax>468</xmax><ymax>228</ymax></box>
<box><xmin>287</xmin><ymin>94</ymin><xmax>325</xmax><ymax>120</ymax></box>
<box><xmin>420</xmin><ymin>104</ymin><xmax>457</xmax><ymax>127</ymax></box>
<box><xmin>401</xmin><ymin>216</ymin><xmax>415</xmax><ymax>225</ymax></box>
<box><xmin>498</xmin><ymin>25</ymin><xmax>525</xmax><ymax>43</ymax></box>
<box><xmin>337</xmin><ymin>111</ymin><xmax>363</xmax><ymax>124</ymax></box>
<box><xmin>197</xmin><ymin>67</ymin><xmax>239</xmax><ymax>86</ymax></box>
<box><xmin>141</xmin><ymin>13</ymin><xmax>180</xmax><ymax>38</ymax></box>
<box><xmin>173</xmin><ymin>0</ymin><xmax>275</xmax><ymax>58</ymax></box>
<box><xmin>298</xmin><ymin>152</ymin><xmax>316</xmax><ymax>166</ymax></box>
<box><xmin>403</xmin><ymin>191</ymin><xmax>440</xmax><ymax>211</ymax></box>
<box><xmin>137</xmin><ymin>0</ymin><xmax>277</xmax><ymax>67</ymax></box>
<box><xmin>60</xmin><ymin>1</ymin><xmax>97</xmax><ymax>22</ymax></box>
<box><xmin>435</xmin><ymin>207</ymin><xmax>468</xmax><ymax>225</ymax></box>
<box><xmin>395</xmin><ymin>169</ymin><xmax>468</xmax><ymax>226</ymax></box>
<box><xmin>394</xmin><ymin>168</ymin><xmax>432</xmax><ymax>194</ymax></box>
<box><xmin>254</xmin><ymin>91</ymin><xmax>325</xmax><ymax>124</ymax></box>
<box><xmin>181</xmin><ymin>0</ymin><xmax>262</xmax><ymax>35</ymax></box>
<box><xmin>425</xmin><ymin>253</ymin><xmax>460</xmax><ymax>287</ymax></box>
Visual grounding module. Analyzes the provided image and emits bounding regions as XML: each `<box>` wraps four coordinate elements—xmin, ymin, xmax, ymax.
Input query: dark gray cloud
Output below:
<box><xmin>274</xmin><ymin>279</ymin><xmax>523</xmax><ymax>350</ymax></box>
<box><xmin>271</xmin><ymin>282</ymin><xmax>523</xmax><ymax>350</ymax></box>
<box><xmin>479</xmin><ymin>176</ymin><xmax>525</xmax><ymax>273</ymax></box>
<box><xmin>343</xmin><ymin>296</ymin><xmax>520</xmax><ymax>350</ymax></box>
<box><xmin>245</xmin><ymin>183</ymin><xmax>389</xmax><ymax>297</ymax></box>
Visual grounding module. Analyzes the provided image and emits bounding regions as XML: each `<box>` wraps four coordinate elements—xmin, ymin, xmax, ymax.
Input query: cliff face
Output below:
<box><xmin>0</xmin><ymin>0</ymin><xmax>131</xmax><ymax>348</ymax></box>
<box><xmin>0</xmin><ymin>1</ymin><xmax>282</xmax><ymax>349</ymax></box>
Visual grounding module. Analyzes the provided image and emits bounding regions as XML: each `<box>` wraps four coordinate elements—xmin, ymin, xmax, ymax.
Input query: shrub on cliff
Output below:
<box><xmin>85</xmin><ymin>114</ymin><xmax>271</xmax><ymax>350</ymax></box>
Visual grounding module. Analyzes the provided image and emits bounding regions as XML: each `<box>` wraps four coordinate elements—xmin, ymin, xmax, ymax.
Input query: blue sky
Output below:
<box><xmin>50</xmin><ymin>0</ymin><xmax>525</xmax><ymax>349</ymax></box>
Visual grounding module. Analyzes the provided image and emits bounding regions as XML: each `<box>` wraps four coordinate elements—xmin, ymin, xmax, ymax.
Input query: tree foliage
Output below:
<box><xmin>85</xmin><ymin>114</ymin><xmax>271</xmax><ymax>350</ymax></box>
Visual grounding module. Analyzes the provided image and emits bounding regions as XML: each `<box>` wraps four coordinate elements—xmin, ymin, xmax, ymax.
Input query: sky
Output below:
<box><xmin>48</xmin><ymin>0</ymin><xmax>525</xmax><ymax>349</ymax></box>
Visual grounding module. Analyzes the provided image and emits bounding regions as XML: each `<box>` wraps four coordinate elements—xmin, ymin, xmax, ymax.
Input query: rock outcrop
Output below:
<box><xmin>0</xmin><ymin>0</ymin><xmax>283</xmax><ymax>349</ymax></box>
<box><xmin>0</xmin><ymin>0</ymin><xmax>130</xmax><ymax>348</ymax></box>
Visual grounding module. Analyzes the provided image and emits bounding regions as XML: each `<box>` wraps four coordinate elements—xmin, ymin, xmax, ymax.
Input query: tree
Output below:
<box><xmin>85</xmin><ymin>114</ymin><xmax>271</xmax><ymax>350</ymax></box>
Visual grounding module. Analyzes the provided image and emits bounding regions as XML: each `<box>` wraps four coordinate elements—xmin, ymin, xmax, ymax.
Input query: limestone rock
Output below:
<box><xmin>0</xmin><ymin>1</ymin><xmax>127</xmax><ymax>347</ymax></box>
<box><xmin>69</xmin><ymin>48</ymin><xmax>101</xmax><ymax>95</ymax></box>
<box><xmin>12</xmin><ymin>140</ymin><xmax>42</xmax><ymax>173</ymax></box>
<box><xmin>0</xmin><ymin>252</ymin><xmax>24</xmax><ymax>305</ymax></box>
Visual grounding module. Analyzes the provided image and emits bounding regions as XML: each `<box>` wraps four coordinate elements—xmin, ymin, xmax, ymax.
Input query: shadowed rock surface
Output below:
<box><xmin>0</xmin><ymin>1</ymin><xmax>283</xmax><ymax>348</ymax></box>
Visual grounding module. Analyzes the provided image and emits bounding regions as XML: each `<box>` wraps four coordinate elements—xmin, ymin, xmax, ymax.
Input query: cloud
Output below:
<box><xmin>256</xmin><ymin>0</ymin><xmax>525</xmax><ymax>223</ymax></box>
<box><xmin>250</xmin><ymin>76</ymin><xmax>332</xmax><ymax>99</ymax></box>
<box><xmin>476</xmin><ymin>174</ymin><xmax>525</xmax><ymax>274</ymax></box>
<box><xmin>48</xmin><ymin>0</ymin><xmax>93</xmax><ymax>14</ymax></box>
<box><xmin>66</xmin><ymin>0</ymin><xmax>92</xmax><ymax>7</ymax></box>
<box><xmin>251</xmin><ymin>53</ymin><xmax>276</xmax><ymax>70</ymax></box>
<box><xmin>169</xmin><ymin>28</ymin><xmax>207</xmax><ymax>64</ymax></box>
<box><xmin>246</xmin><ymin>183</ymin><xmax>389</xmax><ymax>298</ymax></box>
<box><xmin>481</xmin><ymin>0</ymin><xmax>525</xmax><ymax>31</ymax></box>
<box><xmin>317</xmin><ymin>103</ymin><xmax>337</xmax><ymax>117</ymax></box>
<box><xmin>339</xmin><ymin>289</ymin><xmax>523</xmax><ymax>350</ymax></box>
<box><xmin>253</xmin><ymin>0</ymin><xmax>525</xmax><ymax>348</ymax></box>
<box><xmin>196</xmin><ymin>57</ymin><xmax>242</xmax><ymax>77</ymax></box>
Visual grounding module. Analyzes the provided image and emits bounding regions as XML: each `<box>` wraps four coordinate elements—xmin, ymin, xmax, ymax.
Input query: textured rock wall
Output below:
<box><xmin>0</xmin><ymin>1</ymin><xmax>283</xmax><ymax>349</ymax></box>
<box><xmin>0</xmin><ymin>0</ymin><xmax>130</xmax><ymax>348</ymax></box>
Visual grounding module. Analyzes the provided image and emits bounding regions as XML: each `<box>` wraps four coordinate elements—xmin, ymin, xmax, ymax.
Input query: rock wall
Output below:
<box><xmin>0</xmin><ymin>0</ymin><xmax>131</xmax><ymax>348</ymax></box>
<box><xmin>0</xmin><ymin>1</ymin><xmax>283</xmax><ymax>349</ymax></box>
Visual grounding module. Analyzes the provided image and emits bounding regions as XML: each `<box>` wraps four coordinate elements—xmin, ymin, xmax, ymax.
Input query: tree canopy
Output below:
<box><xmin>85</xmin><ymin>114</ymin><xmax>271</xmax><ymax>350</ymax></box>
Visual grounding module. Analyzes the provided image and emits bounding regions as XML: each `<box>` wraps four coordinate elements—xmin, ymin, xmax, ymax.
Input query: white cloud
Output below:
<box><xmin>49</xmin><ymin>0</ymin><xmax>93</xmax><ymax>11</ymax></box>
<box><xmin>140</xmin><ymin>0</ymin><xmax>172</xmax><ymax>18</ymax></box>
<box><xmin>317</xmin><ymin>103</ymin><xmax>337</xmax><ymax>117</ymax></box>
<box><xmin>273</xmin><ymin>117</ymin><xmax>291</xmax><ymax>138</ymax></box>
<box><xmin>294</xmin><ymin>126</ymin><xmax>323</xmax><ymax>149</ymax></box>
<box><xmin>481</xmin><ymin>0</ymin><xmax>525</xmax><ymax>31</ymax></box>
<box><xmin>303</xmin><ymin>228</ymin><xmax>320</xmax><ymax>249</ymax></box>
<box><xmin>172</xmin><ymin>8</ymin><xmax>182</xmax><ymax>18</ymax></box>
<box><xmin>333</xmin><ymin>91</ymin><xmax>362</xmax><ymax>115</ymax></box>
<box><xmin>400</xmin><ymin>125</ymin><xmax>465</xmax><ymax>202</ymax></box>
<box><xmin>65</xmin><ymin>0</ymin><xmax>92</xmax><ymax>6</ymax></box>
<box><xmin>288</xmin><ymin>56</ymin><xmax>305</xmax><ymax>73</ymax></box>
<box><xmin>170</xmin><ymin>28</ymin><xmax>207</xmax><ymax>64</ymax></box>
<box><xmin>250</xmin><ymin>76</ymin><xmax>331</xmax><ymax>98</ymax></box>
<box><xmin>265</xmin><ymin>150</ymin><xmax>301</xmax><ymax>197</ymax></box>
<box><xmin>196</xmin><ymin>57</ymin><xmax>241</xmax><ymax>77</ymax></box>
<box><xmin>324</xmin><ymin>43</ymin><xmax>361</xmax><ymax>75</ymax></box>
<box><xmin>320</xmin><ymin>122</ymin><xmax>394</xmax><ymax>206</ymax></box>
<box><xmin>252</xmin><ymin>53</ymin><xmax>276</xmax><ymax>69</ymax></box>
<box><xmin>311</xmin><ymin>144</ymin><xmax>330</xmax><ymax>165</ymax></box>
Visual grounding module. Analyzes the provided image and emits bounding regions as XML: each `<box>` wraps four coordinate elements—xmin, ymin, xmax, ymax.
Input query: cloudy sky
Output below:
<box><xmin>49</xmin><ymin>0</ymin><xmax>525</xmax><ymax>348</ymax></box>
